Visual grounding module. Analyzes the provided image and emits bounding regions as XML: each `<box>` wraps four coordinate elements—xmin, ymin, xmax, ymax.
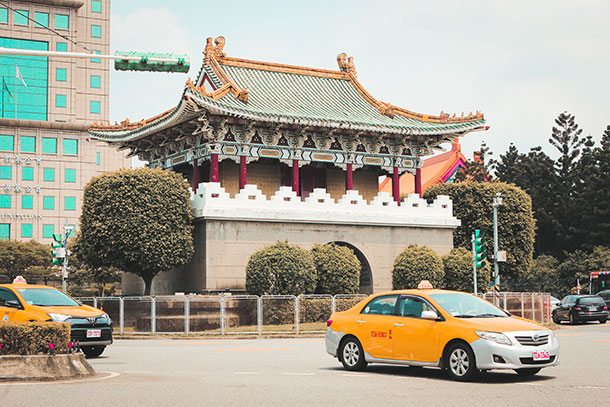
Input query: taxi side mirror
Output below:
<box><xmin>5</xmin><ymin>300</ymin><xmax>22</xmax><ymax>309</ymax></box>
<box><xmin>421</xmin><ymin>310</ymin><xmax>439</xmax><ymax>320</ymax></box>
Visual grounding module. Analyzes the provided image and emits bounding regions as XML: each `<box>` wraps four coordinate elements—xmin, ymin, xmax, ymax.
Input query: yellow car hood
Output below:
<box><xmin>41</xmin><ymin>304</ymin><xmax>105</xmax><ymax>318</ymax></box>
<box><xmin>455</xmin><ymin>316</ymin><xmax>545</xmax><ymax>332</ymax></box>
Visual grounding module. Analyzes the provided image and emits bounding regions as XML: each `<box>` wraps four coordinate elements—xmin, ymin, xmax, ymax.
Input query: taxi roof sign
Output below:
<box><xmin>12</xmin><ymin>276</ymin><xmax>27</xmax><ymax>284</ymax></box>
<box><xmin>418</xmin><ymin>280</ymin><xmax>433</xmax><ymax>289</ymax></box>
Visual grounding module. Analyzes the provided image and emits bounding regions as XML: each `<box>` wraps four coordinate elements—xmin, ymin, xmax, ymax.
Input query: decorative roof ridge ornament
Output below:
<box><xmin>201</xmin><ymin>36</ymin><xmax>248</xmax><ymax>103</ymax></box>
<box><xmin>336</xmin><ymin>53</ymin><xmax>357</xmax><ymax>76</ymax></box>
<box><xmin>204</xmin><ymin>36</ymin><xmax>226</xmax><ymax>62</ymax></box>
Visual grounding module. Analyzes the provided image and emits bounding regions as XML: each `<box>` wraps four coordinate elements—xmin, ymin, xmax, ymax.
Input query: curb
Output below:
<box><xmin>114</xmin><ymin>333</ymin><xmax>325</xmax><ymax>340</ymax></box>
<box><xmin>0</xmin><ymin>353</ymin><xmax>96</xmax><ymax>382</ymax></box>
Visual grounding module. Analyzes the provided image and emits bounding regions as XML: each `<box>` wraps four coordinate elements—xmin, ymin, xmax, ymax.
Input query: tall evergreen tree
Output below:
<box><xmin>455</xmin><ymin>142</ymin><xmax>494</xmax><ymax>182</ymax></box>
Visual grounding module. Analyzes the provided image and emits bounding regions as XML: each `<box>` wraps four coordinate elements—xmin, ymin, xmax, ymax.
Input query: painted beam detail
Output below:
<box><xmin>190</xmin><ymin>182</ymin><xmax>460</xmax><ymax>228</ymax></box>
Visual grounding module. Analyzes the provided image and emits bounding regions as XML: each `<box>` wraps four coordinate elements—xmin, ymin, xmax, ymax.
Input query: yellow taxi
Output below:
<box><xmin>0</xmin><ymin>277</ymin><xmax>113</xmax><ymax>358</ymax></box>
<box><xmin>326</xmin><ymin>282</ymin><xmax>559</xmax><ymax>381</ymax></box>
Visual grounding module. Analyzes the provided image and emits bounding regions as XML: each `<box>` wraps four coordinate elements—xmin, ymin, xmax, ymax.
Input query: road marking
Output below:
<box><xmin>516</xmin><ymin>382</ymin><xmax>542</xmax><ymax>386</ymax></box>
<box><xmin>0</xmin><ymin>371</ymin><xmax>120</xmax><ymax>386</ymax></box>
<box><xmin>555</xmin><ymin>333</ymin><xmax>583</xmax><ymax>337</ymax></box>
<box><xmin>575</xmin><ymin>385</ymin><xmax>607</xmax><ymax>390</ymax></box>
<box><xmin>234</xmin><ymin>372</ymin><xmax>260</xmax><ymax>375</ymax></box>
<box><xmin>216</xmin><ymin>347</ymin><xmax>293</xmax><ymax>352</ymax></box>
<box><xmin>593</xmin><ymin>339</ymin><xmax>610</xmax><ymax>342</ymax></box>
<box><xmin>341</xmin><ymin>373</ymin><xmax>372</xmax><ymax>377</ymax></box>
<box><xmin>283</xmin><ymin>372</ymin><xmax>315</xmax><ymax>376</ymax></box>
<box><xmin>123</xmin><ymin>370</ymin><xmax>154</xmax><ymax>374</ymax></box>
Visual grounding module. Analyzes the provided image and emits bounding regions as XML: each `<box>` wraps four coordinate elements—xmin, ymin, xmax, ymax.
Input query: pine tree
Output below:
<box><xmin>455</xmin><ymin>142</ymin><xmax>494</xmax><ymax>182</ymax></box>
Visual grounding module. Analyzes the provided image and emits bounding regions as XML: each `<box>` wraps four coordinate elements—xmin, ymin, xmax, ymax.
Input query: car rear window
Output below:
<box><xmin>578</xmin><ymin>297</ymin><xmax>604</xmax><ymax>306</ymax></box>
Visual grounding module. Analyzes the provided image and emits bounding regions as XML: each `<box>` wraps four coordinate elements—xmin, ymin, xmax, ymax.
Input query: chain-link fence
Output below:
<box><xmin>76</xmin><ymin>291</ymin><xmax>551</xmax><ymax>335</ymax></box>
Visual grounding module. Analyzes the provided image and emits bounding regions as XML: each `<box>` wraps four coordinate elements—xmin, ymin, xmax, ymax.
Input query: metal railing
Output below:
<box><xmin>77</xmin><ymin>291</ymin><xmax>551</xmax><ymax>335</ymax></box>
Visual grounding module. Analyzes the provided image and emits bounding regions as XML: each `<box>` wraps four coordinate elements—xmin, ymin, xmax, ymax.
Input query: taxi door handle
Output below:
<box><xmin>393</xmin><ymin>323</ymin><xmax>404</xmax><ymax>327</ymax></box>
<box><xmin>356</xmin><ymin>320</ymin><xmax>366</xmax><ymax>324</ymax></box>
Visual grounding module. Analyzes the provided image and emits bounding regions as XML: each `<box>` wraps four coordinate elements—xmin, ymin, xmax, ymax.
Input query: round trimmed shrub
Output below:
<box><xmin>246</xmin><ymin>241</ymin><xmax>316</xmax><ymax>296</ymax></box>
<box><xmin>312</xmin><ymin>243</ymin><xmax>361</xmax><ymax>294</ymax></box>
<box><xmin>392</xmin><ymin>244</ymin><xmax>444</xmax><ymax>289</ymax></box>
<box><xmin>442</xmin><ymin>247</ymin><xmax>490</xmax><ymax>292</ymax></box>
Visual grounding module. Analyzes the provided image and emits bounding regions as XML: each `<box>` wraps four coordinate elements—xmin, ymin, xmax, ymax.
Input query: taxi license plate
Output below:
<box><xmin>86</xmin><ymin>329</ymin><xmax>101</xmax><ymax>338</ymax></box>
<box><xmin>532</xmin><ymin>351</ymin><xmax>550</xmax><ymax>361</ymax></box>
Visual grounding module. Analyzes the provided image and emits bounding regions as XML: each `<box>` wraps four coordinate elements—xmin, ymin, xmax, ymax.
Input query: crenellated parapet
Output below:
<box><xmin>190</xmin><ymin>182</ymin><xmax>459</xmax><ymax>228</ymax></box>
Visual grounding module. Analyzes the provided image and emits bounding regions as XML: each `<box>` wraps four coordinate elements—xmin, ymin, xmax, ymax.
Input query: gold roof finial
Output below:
<box><xmin>336</xmin><ymin>53</ymin><xmax>357</xmax><ymax>76</ymax></box>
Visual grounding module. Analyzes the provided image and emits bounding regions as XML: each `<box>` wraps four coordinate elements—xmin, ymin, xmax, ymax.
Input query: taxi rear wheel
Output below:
<box><xmin>445</xmin><ymin>343</ymin><xmax>478</xmax><ymax>381</ymax></box>
<box><xmin>340</xmin><ymin>337</ymin><xmax>367</xmax><ymax>371</ymax></box>
<box><xmin>82</xmin><ymin>345</ymin><xmax>106</xmax><ymax>358</ymax></box>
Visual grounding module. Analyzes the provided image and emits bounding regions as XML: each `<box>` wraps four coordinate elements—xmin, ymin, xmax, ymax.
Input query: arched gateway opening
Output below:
<box><xmin>331</xmin><ymin>241</ymin><xmax>373</xmax><ymax>295</ymax></box>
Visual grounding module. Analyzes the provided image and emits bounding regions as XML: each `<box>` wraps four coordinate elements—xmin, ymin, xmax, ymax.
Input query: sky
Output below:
<box><xmin>108</xmin><ymin>0</ymin><xmax>610</xmax><ymax>161</ymax></box>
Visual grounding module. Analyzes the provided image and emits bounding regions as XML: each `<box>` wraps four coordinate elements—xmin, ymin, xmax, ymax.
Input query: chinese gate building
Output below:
<box><xmin>89</xmin><ymin>37</ymin><xmax>487</xmax><ymax>295</ymax></box>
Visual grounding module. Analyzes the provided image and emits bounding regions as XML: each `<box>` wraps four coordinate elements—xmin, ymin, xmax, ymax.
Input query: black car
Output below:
<box><xmin>552</xmin><ymin>295</ymin><xmax>608</xmax><ymax>324</ymax></box>
<box><xmin>596</xmin><ymin>290</ymin><xmax>610</xmax><ymax>309</ymax></box>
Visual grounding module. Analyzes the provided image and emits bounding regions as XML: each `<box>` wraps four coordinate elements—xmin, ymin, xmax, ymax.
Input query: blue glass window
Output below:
<box><xmin>43</xmin><ymin>196</ymin><xmax>54</xmax><ymax>210</ymax></box>
<box><xmin>43</xmin><ymin>224</ymin><xmax>54</xmax><ymax>238</ymax></box>
<box><xmin>21</xmin><ymin>195</ymin><xmax>33</xmax><ymax>209</ymax></box>
<box><xmin>91</xmin><ymin>50</ymin><xmax>101</xmax><ymax>63</ymax></box>
<box><xmin>55</xmin><ymin>14</ymin><xmax>69</xmax><ymax>30</ymax></box>
<box><xmin>56</xmin><ymin>42</ymin><xmax>67</xmax><ymax>52</ymax></box>
<box><xmin>22</xmin><ymin>166</ymin><xmax>33</xmax><ymax>181</ymax></box>
<box><xmin>91</xmin><ymin>25</ymin><xmax>101</xmax><ymax>38</ymax></box>
<box><xmin>96</xmin><ymin>152</ymin><xmax>100</xmax><ymax>165</ymax></box>
<box><xmin>92</xmin><ymin>1</ymin><xmax>102</xmax><ymax>13</ymax></box>
<box><xmin>90</xmin><ymin>100</ymin><xmax>100</xmax><ymax>114</ymax></box>
<box><xmin>0</xmin><ymin>224</ymin><xmax>9</xmax><ymax>240</ymax></box>
<box><xmin>56</xmin><ymin>68</ymin><xmax>67</xmax><ymax>81</ymax></box>
<box><xmin>34</xmin><ymin>12</ymin><xmax>49</xmax><ymax>28</ymax></box>
<box><xmin>63</xmin><ymin>139</ymin><xmax>77</xmax><ymax>155</ymax></box>
<box><xmin>0</xmin><ymin>38</ymin><xmax>48</xmax><ymax>121</ymax></box>
<box><xmin>65</xmin><ymin>168</ymin><xmax>76</xmax><ymax>183</ymax></box>
<box><xmin>21</xmin><ymin>224</ymin><xmax>33</xmax><ymax>238</ymax></box>
<box><xmin>20</xmin><ymin>135</ymin><xmax>35</xmax><ymax>152</ymax></box>
<box><xmin>0</xmin><ymin>194</ymin><xmax>11</xmax><ymax>208</ymax></box>
<box><xmin>0</xmin><ymin>135</ymin><xmax>14</xmax><ymax>151</ymax></box>
<box><xmin>55</xmin><ymin>94</ymin><xmax>66</xmax><ymax>108</ymax></box>
<box><xmin>43</xmin><ymin>168</ymin><xmax>55</xmax><ymax>181</ymax></box>
<box><xmin>0</xmin><ymin>165</ymin><xmax>11</xmax><ymax>179</ymax></box>
<box><xmin>42</xmin><ymin>138</ymin><xmax>57</xmax><ymax>154</ymax></box>
<box><xmin>65</xmin><ymin>196</ymin><xmax>76</xmax><ymax>210</ymax></box>
<box><xmin>90</xmin><ymin>75</ymin><xmax>101</xmax><ymax>88</ymax></box>
<box><xmin>0</xmin><ymin>8</ymin><xmax>7</xmax><ymax>24</ymax></box>
<box><xmin>14</xmin><ymin>10</ymin><xmax>28</xmax><ymax>26</ymax></box>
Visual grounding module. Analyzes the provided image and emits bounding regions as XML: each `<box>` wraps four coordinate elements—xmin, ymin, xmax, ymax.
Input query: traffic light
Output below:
<box><xmin>51</xmin><ymin>234</ymin><xmax>64</xmax><ymax>266</ymax></box>
<box><xmin>114</xmin><ymin>52</ymin><xmax>190</xmax><ymax>73</ymax></box>
<box><xmin>474</xmin><ymin>229</ymin><xmax>487</xmax><ymax>269</ymax></box>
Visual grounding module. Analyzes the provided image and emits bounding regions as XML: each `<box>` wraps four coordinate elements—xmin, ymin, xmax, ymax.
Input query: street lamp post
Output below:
<box><xmin>492</xmin><ymin>193</ymin><xmax>503</xmax><ymax>291</ymax></box>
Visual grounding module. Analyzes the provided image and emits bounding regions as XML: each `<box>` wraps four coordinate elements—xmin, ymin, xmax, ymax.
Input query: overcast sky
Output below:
<box><xmin>109</xmin><ymin>0</ymin><xmax>610</xmax><ymax>161</ymax></box>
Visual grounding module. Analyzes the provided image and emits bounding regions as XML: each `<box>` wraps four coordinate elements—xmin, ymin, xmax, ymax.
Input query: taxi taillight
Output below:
<box><xmin>604</xmin><ymin>306</ymin><xmax>608</xmax><ymax>311</ymax></box>
<box><xmin>327</xmin><ymin>319</ymin><xmax>333</xmax><ymax>327</ymax></box>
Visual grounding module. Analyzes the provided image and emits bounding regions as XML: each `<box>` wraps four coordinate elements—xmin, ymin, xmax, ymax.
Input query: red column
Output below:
<box><xmin>239</xmin><ymin>155</ymin><xmax>247</xmax><ymax>190</ymax></box>
<box><xmin>346</xmin><ymin>163</ymin><xmax>353</xmax><ymax>191</ymax></box>
<box><xmin>210</xmin><ymin>153</ymin><xmax>219</xmax><ymax>182</ymax></box>
<box><xmin>392</xmin><ymin>166</ymin><xmax>400</xmax><ymax>205</ymax></box>
<box><xmin>192</xmin><ymin>162</ymin><xmax>200</xmax><ymax>191</ymax></box>
<box><xmin>415</xmin><ymin>167</ymin><xmax>422</xmax><ymax>197</ymax></box>
<box><xmin>292</xmin><ymin>159</ymin><xmax>300</xmax><ymax>196</ymax></box>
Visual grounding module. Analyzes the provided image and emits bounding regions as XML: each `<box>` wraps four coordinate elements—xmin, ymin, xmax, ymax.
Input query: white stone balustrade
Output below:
<box><xmin>190</xmin><ymin>182</ymin><xmax>460</xmax><ymax>228</ymax></box>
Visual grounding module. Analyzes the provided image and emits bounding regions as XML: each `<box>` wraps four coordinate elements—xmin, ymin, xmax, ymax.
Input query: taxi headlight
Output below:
<box><xmin>101</xmin><ymin>313</ymin><xmax>112</xmax><ymax>324</ymax></box>
<box><xmin>47</xmin><ymin>313</ymin><xmax>72</xmax><ymax>323</ymax></box>
<box><xmin>475</xmin><ymin>331</ymin><xmax>512</xmax><ymax>346</ymax></box>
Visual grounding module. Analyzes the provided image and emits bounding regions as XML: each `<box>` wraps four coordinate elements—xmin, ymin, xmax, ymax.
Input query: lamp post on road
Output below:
<box><xmin>492</xmin><ymin>193</ymin><xmax>503</xmax><ymax>291</ymax></box>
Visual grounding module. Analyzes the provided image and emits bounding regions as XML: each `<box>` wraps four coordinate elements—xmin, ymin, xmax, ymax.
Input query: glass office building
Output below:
<box><xmin>0</xmin><ymin>1</ymin><xmax>128</xmax><ymax>242</ymax></box>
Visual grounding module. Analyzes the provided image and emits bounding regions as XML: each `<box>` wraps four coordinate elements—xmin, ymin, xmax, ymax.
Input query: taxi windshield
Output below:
<box><xmin>17</xmin><ymin>288</ymin><xmax>80</xmax><ymax>307</ymax></box>
<box><xmin>429</xmin><ymin>293</ymin><xmax>508</xmax><ymax>318</ymax></box>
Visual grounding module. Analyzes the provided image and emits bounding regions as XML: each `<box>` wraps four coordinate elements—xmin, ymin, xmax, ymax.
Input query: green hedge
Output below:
<box><xmin>392</xmin><ymin>245</ymin><xmax>445</xmax><ymax>289</ymax></box>
<box><xmin>312</xmin><ymin>243</ymin><xmax>361</xmax><ymax>294</ymax></box>
<box><xmin>442</xmin><ymin>247</ymin><xmax>490</xmax><ymax>292</ymax></box>
<box><xmin>0</xmin><ymin>322</ymin><xmax>70</xmax><ymax>355</ymax></box>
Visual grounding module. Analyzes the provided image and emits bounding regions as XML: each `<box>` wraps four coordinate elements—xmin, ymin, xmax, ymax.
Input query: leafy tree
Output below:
<box><xmin>556</xmin><ymin>246</ymin><xmax>610</xmax><ymax>297</ymax></box>
<box><xmin>456</xmin><ymin>142</ymin><xmax>494</xmax><ymax>182</ymax></box>
<box><xmin>246</xmin><ymin>241</ymin><xmax>317</xmax><ymax>296</ymax></box>
<box><xmin>78</xmin><ymin>168</ymin><xmax>194</xmax><ymax>295</ymax></box>
<box><xmin>424</xmin><ymin>182</ymin><xmax>535</xmax><ymax>286</ymax></box>
<box><xmin>392</xmin><ymin>245</ymin><xmax>444</xmax><ymax>289</ymax></box>
<box><xmin>311</xmin><ymin>243</ymin><xmax>360</xmax><ymax>294</ymax></box>
<box><xmin>517</xmin><ymin>255</ymin><xmax>561</xmax><ymax>295</ymax></box>
<box><xmin>442</xmin><ymin>247</ymin><xmax>490</xmax><ymax>293</ymax></box>
<box><xmin>0</xmin><ymin>240</ymin><xmax>54</xmax><ymax>283</ymax></box>
<box><xmin>69</xmin><ymin>234</ymin><xmax>122</xmax><ymax>297</ymax></box>
<box><xmin>495</xmin><ymin>145</ymin><xmax>559</xmax><ymax>256</ymax></box>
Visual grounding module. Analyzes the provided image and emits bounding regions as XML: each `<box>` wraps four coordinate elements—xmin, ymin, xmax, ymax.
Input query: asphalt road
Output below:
<box><xmin>1</xmin><ymin>323</ymin><xmax>609</xmax><ymax>406</ymax></box>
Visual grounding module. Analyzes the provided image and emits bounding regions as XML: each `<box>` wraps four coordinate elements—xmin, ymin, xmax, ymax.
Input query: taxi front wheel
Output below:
<box><xmin>340</xmin><ymin>337</ymin><xmax>367</xmax><ymax>371</ymax></box>
<box><xmin>445</xmin><ymin>343</ymin><xmax>478</xmax><ymax>381</ymax></box>
<box><xmin>82</xmin><ymin>345</ymin><xmax>106</xmax><ymax>358</ymax></box>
